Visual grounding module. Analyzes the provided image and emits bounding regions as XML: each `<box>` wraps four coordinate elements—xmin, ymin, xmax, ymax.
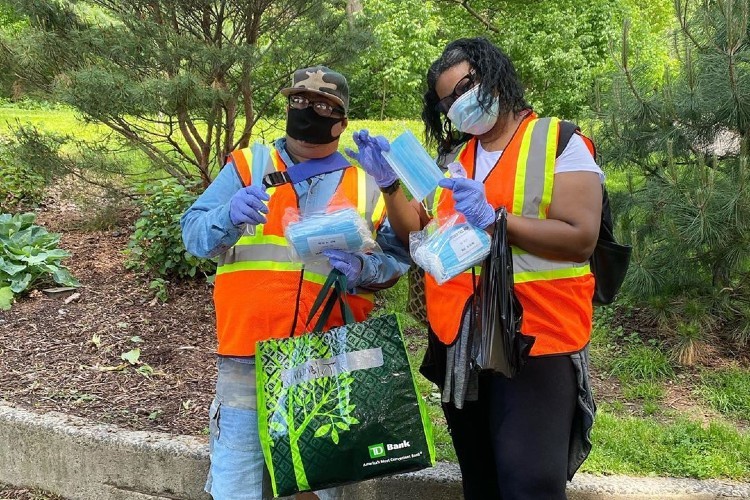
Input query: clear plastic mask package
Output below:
<box><xmin>284</xmin><ymin>207</ymin><xmax>379</xmax><ymax>263</ymax></box>
<box><xmin>382</xmin><ymin>130</ymin><xmax>444</xmax><ymax>202</ymax></box>
<box><xmin>410</xmin><ymin>213</ymin><xmax>491</xmax><ymax>285</ymax></box>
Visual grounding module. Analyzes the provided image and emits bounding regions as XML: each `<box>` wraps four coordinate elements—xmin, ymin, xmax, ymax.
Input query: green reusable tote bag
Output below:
<box><xmin>256</xmin><ymin>270</ymin><xmax>435</xmax><ymax>497</ymax></box>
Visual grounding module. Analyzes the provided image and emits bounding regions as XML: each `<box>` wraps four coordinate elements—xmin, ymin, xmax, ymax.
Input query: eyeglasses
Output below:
<box><xmin>288</xmin><ymin>95</ymin><xmax>346</xmax><ymax>118</ymax></box>
<box><xmin>437</xmin><ymin>72</ymin><xmax>476</xmax><ymax>114</ymax></box>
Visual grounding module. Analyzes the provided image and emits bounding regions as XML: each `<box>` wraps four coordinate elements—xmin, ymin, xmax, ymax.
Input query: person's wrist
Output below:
<box><xmin>380</xmin><ymin>178</ymin><xmax>400</xmax><ymax>195</ymax></box>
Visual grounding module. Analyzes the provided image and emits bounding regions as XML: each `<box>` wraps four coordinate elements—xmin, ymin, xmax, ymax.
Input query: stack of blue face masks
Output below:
<box><xmin>382</xmin><ymin>130</ymin><xmax>444</xmax><ymax>202</ymax></box>
<box><xmin>285</xmin><ymin>208</ymin><xmax>377</xmax><ymax>263</ymax></box>
<box><xmin>410</xmin><ymin>215</ymin><xmax>491</xmax><ymax>285</ymax></box>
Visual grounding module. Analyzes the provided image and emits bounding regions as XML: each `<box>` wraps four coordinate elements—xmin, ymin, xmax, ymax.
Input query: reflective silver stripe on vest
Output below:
<box><xmin>521</xmin><ymin>117</ymin><xmax>553</xmax><ymax>218</ymax></box>
<box><xmin>512</xmin><ymin>250</ymin><xmax>582</xmax><ymax>275</ymax></box>
<box><xmin>218</xmin><ymin>243</ymin><xmax>293</xmax><ymax>267</ymax></box>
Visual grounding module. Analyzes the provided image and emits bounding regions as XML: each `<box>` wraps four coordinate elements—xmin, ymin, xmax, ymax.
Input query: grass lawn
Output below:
<box><xmin>2</xmin><ymin>106</ymin><xmax>749</xmax><ymax>480</ymax></box>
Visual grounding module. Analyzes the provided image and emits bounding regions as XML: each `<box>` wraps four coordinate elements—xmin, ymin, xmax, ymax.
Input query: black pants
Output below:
<box><xmin>442</xmin><ymin>356</ymin><xmax>577</xmax><ymax>500</ymax></box>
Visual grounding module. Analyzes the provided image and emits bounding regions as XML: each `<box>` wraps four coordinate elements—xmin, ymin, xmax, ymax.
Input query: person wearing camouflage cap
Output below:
<box><xmin>181</xmin><ymin>65</ymin><xmax>410</xmax><ymax>500</ymax></box>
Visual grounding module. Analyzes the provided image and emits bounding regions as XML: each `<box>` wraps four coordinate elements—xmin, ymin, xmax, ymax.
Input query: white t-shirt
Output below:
<box><xmin>474</xmin><ymin>134</ymin><xmax>605</xmax><ymax>183</ymax></box>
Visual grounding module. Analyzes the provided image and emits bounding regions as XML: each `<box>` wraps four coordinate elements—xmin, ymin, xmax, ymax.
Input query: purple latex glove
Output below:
<box><xmin>322</xmin><ymin>249</ymin><xmax>364</xmax><ymax>287</ymax></box>
<box><xmin>229</xmin><ymin>185</ymin><xmax>270</xmax><ymax>227</ymax></box>
<box><xmin>345</xmin><ymin>130</ymin><xmax>398</xmax><ymax>188</ymax></box>
<box><xmin>438</xmin><ymin>177</ymin><xmax>495</xmax><ymax>229</ymax></box>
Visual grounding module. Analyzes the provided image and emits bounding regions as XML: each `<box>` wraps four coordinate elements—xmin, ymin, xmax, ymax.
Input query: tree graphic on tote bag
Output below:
<box><xmin>259</xmin><ymin>329</ymin><xmax>360</xmax><ymax>491</ymax></box>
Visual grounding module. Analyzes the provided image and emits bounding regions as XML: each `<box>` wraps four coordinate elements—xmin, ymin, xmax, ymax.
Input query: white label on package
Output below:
<box><xmin>307</xmin><ymin>234</ymin><xmax>348</xmax><ymax>255</ymax></box>
<box><xmin>448</xmin><ymin>226</ymin><xmax>483</xmax><ymax>260</ymax></box>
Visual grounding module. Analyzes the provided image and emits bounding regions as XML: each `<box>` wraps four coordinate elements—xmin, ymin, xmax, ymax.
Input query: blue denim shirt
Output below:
<box><xmin>181</xmin><ymin>138</ymin><xmax>411</xmax><ymax>289</ymax></box>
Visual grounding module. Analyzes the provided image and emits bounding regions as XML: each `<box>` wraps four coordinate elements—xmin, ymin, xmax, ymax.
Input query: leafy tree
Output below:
<box><xmin>434</xmin><ymin>0</ymin><xmax>674</xmax><ymax>119</ymax></box>
<box><xmin>344</xmin><ymin>0</ymin><xmax>445</xmax><ymax>119</ymax></box>
<box><xmin>600</xmin><ymin>0</ymin><xmax>750</xmax><ymax>360</ymax></box>
<box><xmin>0</xmin><ymin>0</ymin><xmax>370</xmax><ymax>187</ymax></box>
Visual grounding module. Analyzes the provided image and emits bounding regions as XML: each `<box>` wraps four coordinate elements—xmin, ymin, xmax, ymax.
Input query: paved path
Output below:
<box><xmin>1</xmin><ymin>403</ymin><xmax>748</xmax><ymax>499</ymax></box>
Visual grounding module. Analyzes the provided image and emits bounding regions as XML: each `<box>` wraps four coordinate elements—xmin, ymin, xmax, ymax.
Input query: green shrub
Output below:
<box><xmin>0</xmin><ymin>212</ymin><xmax>79</xmax><ymax>310</ymax></box>
<box><xmin>0</xmin><ymin>137</ymin><xmax>45</xmax><ymax>213</ymax></box>
<box><xmin>126</xmin><ymin>179</ymin><xmax>215</xmax><ymax>279</ymax></box>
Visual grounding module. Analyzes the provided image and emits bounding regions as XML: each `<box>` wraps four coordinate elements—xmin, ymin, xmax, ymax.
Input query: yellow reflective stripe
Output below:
<box><xmin>461</xmin><ymin>266</ymin><xmax>483</xmax><ymax>275</ymax></box>
<box><xmin>237</xmin><ymin>233</ymin><xmax>286</xmax><ymax>246</ymax></box>
<box><xmin>357</xmin><ymin>170</ymin><xmax>367</xmax><ymax>217</ymax></box>
<box><xmin>216</xmin><ymin>260</ymin><xmax>301</xmax><ymax>275</ymax></box>
<box><xmin>513</xmin><ymin>120</ymin><xmax>536</xmax><ymax>215</ymax></box>
<box><xmin>513</xmin><ymin>264</ymin><xmax>590</xmax><ymax>284</ymax></box>
<box><xmin>303</xmin><ymin>270</ymin><xmax>328</xmax><ymax>285</ymax></box>
<box><xmin>539</xmin><ymin>118</ymin><xmax>558</xmax><ymax>219</ymax></box>
<box><xmin>372</xmin><ymin>194</ymin><xmax>385</xmax><ymax>229</ymax></box>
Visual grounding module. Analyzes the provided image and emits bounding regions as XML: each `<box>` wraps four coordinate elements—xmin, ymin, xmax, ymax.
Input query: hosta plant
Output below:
<box><xmin>0</xmin><ymin>212</ymin><xmax>79</xmax><ymax>310</ymax></box>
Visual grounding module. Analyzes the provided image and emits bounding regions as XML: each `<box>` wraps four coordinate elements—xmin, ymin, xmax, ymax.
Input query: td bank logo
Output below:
<box><xmin>368</xmin><ymin>443</ymin><xmax>385</xmax><ymax>459</ymax></box>
<box><xmin>368</xmin><ymin>440</ymin><xmax>411</xmax><ymax>459</ymax></box>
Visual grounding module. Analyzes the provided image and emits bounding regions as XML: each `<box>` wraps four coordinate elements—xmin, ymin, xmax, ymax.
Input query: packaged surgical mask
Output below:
<box><xmin>382</xmin><ymin>130</ymin><xmax>444</xmax><ymax>202</ymax></box>
<box><xmin>410</xmin><ymin>214</ymin><xmax>491</xmax><ymax>285</ymax></box>
<box><xmin>284</xmin><ymin>207</ymin><xmax>378</xmax><ymax>263</ymax></box>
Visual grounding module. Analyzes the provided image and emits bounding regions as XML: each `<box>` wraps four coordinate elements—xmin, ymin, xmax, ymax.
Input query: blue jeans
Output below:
<box><xmin>205</xmin><ymin>357</ymin><xmax>344</xmax><ymax>500</ymax></box>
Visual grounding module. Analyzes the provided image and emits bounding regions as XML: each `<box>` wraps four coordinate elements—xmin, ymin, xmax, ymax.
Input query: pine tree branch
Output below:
<box><xmin>102</xmin><ymin>117</ymin><xmax>191</xmax><ymax>183</ymax></box>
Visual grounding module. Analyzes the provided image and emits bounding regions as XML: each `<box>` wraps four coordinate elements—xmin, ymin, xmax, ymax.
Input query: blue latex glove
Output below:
<box><xmin>345</xmin><ymin>130</ymin><xmax>398</xmax><ymax>188</ymax></box>
<box><xmin>229</xmin><ymin>185</ymin><xmax>270</xmax><ymax>227</ymax></box>
<box><xmin>322</xmin><ymin>249</ymin><xmax>364</xmax><ymax>287</ymax></box>
<box><xmin>438</xmin><ymin>177</ymin><xmax>496</xmax><ymax>229</ymax></box>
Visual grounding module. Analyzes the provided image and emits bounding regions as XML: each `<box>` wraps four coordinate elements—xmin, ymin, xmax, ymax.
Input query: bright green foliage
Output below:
<box><xmin>0</xmin><ymin>212</ymin><xmax>79</xmax><ymax>309</ymax></box>
<box><xmin>433</xmin><ymin>0</ymin><xmax>674</xmax><ymax>119</ymax></box>
<box><xmin>600</xmin><ymin>0</ymin><xmax>750</xmax><ymax>348</ymax></box>
<box><xmin>0</xmin><ymin>136</ymin><xmax>45</xmax><ymax>213</ymax></box>
<box><xmin>1</xmin><ymin>0</ymin><xmax>371</xmax><ymax>187</ymax></box>
<box><xmin>344</xmin><ymin>0</ymin><xmax>445</xmax><ymax>119</ymax></box>
<box><xmin>699</xmin><ymin>367</ymin><xmax>750</xmax><ymax>422</ymax></box>
<box><xmin>126</xmin><ymin>179</ymin><xmax>215</xmax><ymax>279</ymax></box>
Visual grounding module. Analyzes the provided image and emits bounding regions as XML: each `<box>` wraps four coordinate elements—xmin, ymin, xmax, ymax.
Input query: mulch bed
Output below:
<box><xmin>0</xmin><ymin>191</ymin><xmax>217</xmax><ymax>437</ymax></box>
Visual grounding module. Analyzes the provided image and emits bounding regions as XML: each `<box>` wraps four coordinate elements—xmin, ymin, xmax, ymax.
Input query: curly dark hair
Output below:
<box><xmin>422</xmin><ymin>37</ymin><xmax>529</xmax><ymax>156</ymax></box>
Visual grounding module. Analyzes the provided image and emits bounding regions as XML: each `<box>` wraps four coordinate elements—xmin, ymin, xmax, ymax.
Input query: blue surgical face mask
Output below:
<box><xmin>382</xmin><ymin>130</ymin><xmax>444</xmax><ymax>202</ymax></box>
<box><xmin>446</xmin><ymin>85</ymin><xmax>500</xmax><ymax>136</ymax></box>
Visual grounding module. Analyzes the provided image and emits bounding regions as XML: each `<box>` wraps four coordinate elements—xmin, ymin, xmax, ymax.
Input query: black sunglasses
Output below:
<box><xmin>437</xmin><ymin>72</ymin><xmax>476</xmax><ymax>114</ymax></box>
<box><xmin>288</xmin><ymin>95</ymin><xmax>346</xmax><ymax>118</ymax></box>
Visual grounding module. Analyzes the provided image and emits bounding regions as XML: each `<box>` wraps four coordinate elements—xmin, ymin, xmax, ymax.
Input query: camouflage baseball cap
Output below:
<box><xmin>280</xmin><ymin>65</ymin><xmax>349</xmax><ymax>114</ymax></box>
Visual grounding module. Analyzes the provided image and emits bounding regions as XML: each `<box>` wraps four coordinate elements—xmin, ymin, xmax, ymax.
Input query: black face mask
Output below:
<box><xmin>286</xmin><ymin>107</ymin><xmax>343</xmax><ymax>144</ymax></box>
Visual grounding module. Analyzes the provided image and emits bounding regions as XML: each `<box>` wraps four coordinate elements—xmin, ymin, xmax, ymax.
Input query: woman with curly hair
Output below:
<box><xmin>347</xmin><ymin>37</ymin><xmax>604</xmax><ymax>499</ymax></box>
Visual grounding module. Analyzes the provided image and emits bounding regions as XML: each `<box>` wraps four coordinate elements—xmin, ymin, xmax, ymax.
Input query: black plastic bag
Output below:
<box><xmin>474</xmin><ymin>208</ymin><xmax>534</xmax><ymax>378</ymax></box>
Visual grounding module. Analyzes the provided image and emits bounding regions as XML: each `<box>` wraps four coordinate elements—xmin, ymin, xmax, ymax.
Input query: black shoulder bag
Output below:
<box><xmin>558</xmin><ymin>121</ymin><xmax>632</xmax><ymax>306</ymax></box>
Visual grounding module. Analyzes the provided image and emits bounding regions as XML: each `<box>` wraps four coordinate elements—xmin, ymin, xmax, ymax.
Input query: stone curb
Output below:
<box><xmin>1</xmin><ymin>402</ymin><xmax>748</xmax><ymax>500</ymax></box>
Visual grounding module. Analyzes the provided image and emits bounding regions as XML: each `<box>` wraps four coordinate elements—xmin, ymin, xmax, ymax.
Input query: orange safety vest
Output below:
<box><xmin>214</xmin><ymin>147</ymin><xmax>386</xmax><ymax>356</ymax></box>
<box><xmin>425</xmin><ymin>114</ymin><xmax>594</xmax><ymax>356</ymax></box>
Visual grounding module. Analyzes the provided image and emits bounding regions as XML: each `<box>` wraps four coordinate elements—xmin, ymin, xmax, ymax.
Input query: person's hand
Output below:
<box><xmin>229</xmin><ymin>185</ymin><xmax>270</xmax><ymax>227</ymax></box>
<box><xmin>345</xmin><ymin>130</ymin><xmax>398</xmax><ymax>188</ymax></box>
<box><xmin>438</xmin><ymin>177</ymin><xmax>496</xmax><ymax>229</ymax></box>
<box><xmin>322</xmin><ymin>249</ymin><xmax>364</xmax><ymax>287</ymax></box>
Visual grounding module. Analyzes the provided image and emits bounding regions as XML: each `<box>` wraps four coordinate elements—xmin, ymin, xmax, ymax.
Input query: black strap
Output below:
<box><xmin>556</xmin><ymin>120</ymin><xmax>579</xmax><ymax>158</ymax></box>
<box><xmin>262</xmin><ymin>171</ymin><xmax>292</xmax><ymax>188</ymax></box>
<box><xmin>305</xmin><ymin>270</ymin><xmax>355</xmax><ymax>333</ymax></box>
<box><xmin>262</xmin><ymin>151</ymin><xmax>351</xmax><ymax>188</ymax></box>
